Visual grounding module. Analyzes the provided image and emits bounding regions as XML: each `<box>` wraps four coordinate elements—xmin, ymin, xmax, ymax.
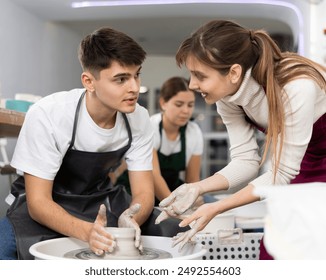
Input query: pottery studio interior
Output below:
<box><xmin>0</xmin><ymin>0</ymin><xmax>325</xmax><ymax>264</ymax></box>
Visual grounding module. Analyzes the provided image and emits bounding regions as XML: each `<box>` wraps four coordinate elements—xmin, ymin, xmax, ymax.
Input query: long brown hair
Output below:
<box><xmin>176</xmin><ymin>20</ymin><xmax>326</xmax><ymax>181</ymax></box>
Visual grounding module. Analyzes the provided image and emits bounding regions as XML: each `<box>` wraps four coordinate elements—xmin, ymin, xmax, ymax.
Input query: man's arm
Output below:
<box><xmin>24</xmin><ymin>173</ymin><xmax>116</xmax><ymax>256</ymax></box>
<box><xmin>25</xmin><ymin>173</ymin><xmax>93</xmax><ymax>241</ymax></box>
<box><xmin>128</xmin><ymin>170</ymin><xmax>154</xmax><ymax>225</ymax></box>
<box><xmin>185</xmin><ymin>154</ymin><xmax>201</xmax><ymax>183</ymax></box>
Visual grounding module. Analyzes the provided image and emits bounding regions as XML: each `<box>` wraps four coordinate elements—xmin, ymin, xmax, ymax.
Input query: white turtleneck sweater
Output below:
<box><xmin>216</xmin><ymin>68</ymin><xmax>326</xmax><ymax>189</ymax></box>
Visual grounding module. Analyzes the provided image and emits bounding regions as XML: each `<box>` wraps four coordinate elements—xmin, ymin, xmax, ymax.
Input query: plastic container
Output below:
<box><xmin>15</xmin><ymin>93</ymin><xmax>42</xmax><ymax>103</ymax></box>
<box><xmin>5</xmin><ymin>99</ymin><xmax>34</xmax><ymax>112</ymax></box>
<box><xmin>195</xmin><ymin>228</ymin><xmax>263</xmax><ymax>260</ymax></box>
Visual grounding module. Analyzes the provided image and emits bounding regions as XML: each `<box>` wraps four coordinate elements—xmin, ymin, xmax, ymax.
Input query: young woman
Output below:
<box><xmin>151</xmin><ymin>77</ymin><xmax>204</xmax><ymax>205</ymax></box>
<box><xmin>156</xmin><ymin>20</ymin><xmax>326</xmax><ymax>259</ymax></box>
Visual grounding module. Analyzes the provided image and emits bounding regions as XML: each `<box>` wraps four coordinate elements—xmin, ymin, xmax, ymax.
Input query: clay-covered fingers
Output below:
<box><xmin>135</xmin><ymin>226</ymin><xmax>143</xmax><ymax>252</ymax></box>
<box><xmin>158</xmin><ymin>183</ymin><xmax>200</xmax><ymax>219</ymax></box>
<box><xmin>155</xmin><ymin>204</ymin><xmax>188</xmax><ymax>224</ymax></box>
<box><xmin>172</xmin><ymin>187</ymin><xmax>200</xmax><ymax>214</ymax></box>
<box><xmin>155</xmin><ymin>209</ymin><xmax>171</xmax><ymax>224</ymax></box>
<box><xmin>118</xmin><ymin>204</ymin><xmax>141</xmax><ymax>229</ymax></box>
<box><xmin>94</xmin><ymin>204</ymin><xmax>107</xmax><ymax>226</ymax></box>
<box><xmin>171</xmin><ymin>227</ymin><xmax>198</xmax><ymax>252</ymax></box>
<box><xmin>128</xmin><ymin>203</ymin><xmax>141</xmax><ymax>216</ymax></box>
<box><xmin>159</xmin><ymin>192</ymin><xmax>176</xmax><ymax>208</ymax></box>
<box><xmin>89</xmin><ymin>223</ymin><xmax>116</xmax><ymax>255</ymax></box>
<box><xmin>118</xmin><ymin>204</ymin><xmax>143</xmax><ymax>251</ymax></box>
<box><xmin>89</xmin><ymin>204</ymin><xmax>117</xmax><ymax>255</ymax></box>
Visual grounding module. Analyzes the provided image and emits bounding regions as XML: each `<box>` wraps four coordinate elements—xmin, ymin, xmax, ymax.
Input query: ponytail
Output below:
<box><xmin>251</xmin><ymin>31</ymin><xmax>284</xmax><ymax>182</ymax></box>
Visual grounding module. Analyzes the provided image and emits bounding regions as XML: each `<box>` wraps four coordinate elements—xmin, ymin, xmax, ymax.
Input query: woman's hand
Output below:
<box><xmin>88</xmin><ymin>204</ymin><xmax>116</xmax><ymax>256</ymax></box>
<box><xmin>118</xmin><ymin>203</ymin><xmax>143</xmax><ymax>251</ymax></box>
<box><xmin>192</xmin><ymin>195</ymin><xmax>205</xmax><ymax>209</ymax></box>
<box><xmin>155</xmin><ymin>183</ymin><xmax>201</xmax><ymax>224</ymax></box>
<box><xmin>172</xmin><ymin>203</ymin><xmax>218</xmax><ymax>251</ymax></box>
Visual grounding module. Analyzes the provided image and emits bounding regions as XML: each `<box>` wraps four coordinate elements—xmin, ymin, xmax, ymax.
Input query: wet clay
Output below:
<box><xmin>105</xmin><ymin>227</ymin><xmax>140</xmax><ymax>257</ymax></box>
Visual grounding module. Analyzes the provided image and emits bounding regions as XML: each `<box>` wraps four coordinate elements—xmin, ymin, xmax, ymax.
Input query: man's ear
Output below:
<box><xmin>229</xmin><ymin>64</ymin><xmax>242</xmax><ymax>84</ymax></box>
<box><xmin>81</xmin><ymin>71</ymin><xmax>95</xmax><ymax>92</ymax></box>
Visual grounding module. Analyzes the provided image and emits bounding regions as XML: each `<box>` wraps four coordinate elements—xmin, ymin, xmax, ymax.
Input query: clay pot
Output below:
<box><xmin>104</xmin><ymin>227</ymin><xmax>140</xmax><ymax>257</ymax></box>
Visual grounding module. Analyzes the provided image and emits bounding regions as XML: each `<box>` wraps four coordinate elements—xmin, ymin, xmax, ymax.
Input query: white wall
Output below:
<box><xmin>0</xmin><ymin>1</ymin><xmax>82</xmax><ymax>216</ymax></box>
<box><xmin>309</xmin><ymin>0</ymin><xmax>326</xmax><ymax>64</ymax></box>
<box><xmin>0</xmin><ymin>1</ymin><xmax>82</xmax><ymax>99</ymax></box>
<box><xmin>289</xmin><ymin>0</ymin><xmax>326</xmax><ymax>64</ymax></box>
<box><xmin>141</xmin><ymin>56</ymin><xmax>189</xmax><ymax>115</ymax></box>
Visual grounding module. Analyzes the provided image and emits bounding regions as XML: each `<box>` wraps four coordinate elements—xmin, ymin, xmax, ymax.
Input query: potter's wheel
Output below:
<box><xmin>30</xmin><ymin>236</ymin><xmax>206</xmax><ymax>260</ymax></box>
<box><xmin>64</xmin><ymin>247</ymin><xmax>172</xmax><ymax>260</ymax></box>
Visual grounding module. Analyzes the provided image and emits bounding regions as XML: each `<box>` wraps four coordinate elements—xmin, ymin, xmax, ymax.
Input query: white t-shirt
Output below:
<box><xmin>11</xmin><ymin>88</ymin><xmax>154</xmax><ymax>180</ymax></box>
<box><xmin>150</xmin><ymin>113</ymin><xmax>204</xmax><ymax>173</ymax></box>
<box><xmin>216</xmin><ymin>68</ymin><xmax>326</xmax><ymax>189</ymax></box>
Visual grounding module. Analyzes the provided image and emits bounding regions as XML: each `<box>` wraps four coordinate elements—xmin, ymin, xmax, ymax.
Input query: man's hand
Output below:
<box><xmin>118</xmin><ymin>203</ymin><xmax>142</xmax><ymax>251</ymax></box>
<box><xmin>88</xmin><ymin>204</ymin><xmax>116</xmax><ymax>256</ymax></box>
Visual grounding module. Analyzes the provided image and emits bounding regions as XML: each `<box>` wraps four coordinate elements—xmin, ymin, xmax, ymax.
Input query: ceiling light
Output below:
<box><xmin>71</xmin><ymin>0</ymin><xmax>305</xmax><ymax>55</ymax></box>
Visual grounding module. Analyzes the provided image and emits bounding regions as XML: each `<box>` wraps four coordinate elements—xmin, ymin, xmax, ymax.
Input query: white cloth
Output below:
<box><xmin>216</xmin><ymin>68</ymin><xmax>326</xmax><ymax>189</ymax></box>
<box><xmin>254</xmin><ymin>183</ymin><xmax>326</xmax><ymax>259</ymax></box>
<box><xmin>11</xmin><ymin>88</ymin><xmax>154</xmax><ymax>180</ymax></box>
<box><xmin>150</xmin><ymin>113</ymin><xmax>204</xmax><ymax>180</ymax></box>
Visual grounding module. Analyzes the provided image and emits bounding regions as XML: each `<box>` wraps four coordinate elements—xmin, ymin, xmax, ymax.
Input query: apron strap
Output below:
<box><xmin>67</xmin><ymin>91</ymin><xmax>132</xmax><ymax>151</ymax></box>
<box><xmin>121</xmin><ymin>113</ymin><xmax>132</xmax><ymax>148</ymax></box>
<box><xmin>68</xmin><ymin>90</ymin><xmax>86</xmax><ymax>150</ymax></box>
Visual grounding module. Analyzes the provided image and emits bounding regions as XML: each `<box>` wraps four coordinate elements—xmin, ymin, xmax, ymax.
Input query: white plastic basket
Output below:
<box><xmin>195</xmin><ymin>228</ymin><xmax>263</xmax><ymax>260</ymax></box>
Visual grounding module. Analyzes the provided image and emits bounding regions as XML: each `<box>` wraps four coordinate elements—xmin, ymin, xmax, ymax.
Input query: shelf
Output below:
<box><xmin>0</xmin><ymin>108</ymin><xmax>25</xmax><ymax>138</ymax></box>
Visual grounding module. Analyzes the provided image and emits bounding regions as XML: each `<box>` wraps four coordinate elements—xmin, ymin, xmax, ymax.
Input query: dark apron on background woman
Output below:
<box><xmin>156</xmin><ymin>120</ymin><xmax>187</xmax><ymax>205</ymax></box>
<box><xmin>6</xmin><ymin>91</ymin><xmax>132</xmax><ymax>259</ymax></box>
<box><xmin>157</xmin><ymin>120</ymin><xmax>187</xmax><ymax>191</ymax></box>
<box><xmin>258</xmin><ymin>113</ymin><xmax>326</xmax><ymax>260</ymax></box>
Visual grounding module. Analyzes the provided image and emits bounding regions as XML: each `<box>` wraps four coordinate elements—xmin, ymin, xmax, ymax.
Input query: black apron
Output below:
<box><xmin>153</xmin><ymin>120</ymin><xmax>186</xmax><ymax>206</ymax></box>
<box><xmin>7</xmin><ymin>91</ymin><xmax>132</xmax><ymax>259</ymax></box>
<box><xmin>157</xmin><ymin>120</ymin><xmax>187</xmax><ymax>192</ymax></box>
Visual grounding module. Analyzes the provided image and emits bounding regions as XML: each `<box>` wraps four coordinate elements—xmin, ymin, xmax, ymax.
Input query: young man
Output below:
<box><xmin>0</xmin><ymin>27</ymin><xmax>155</xmax><ymax>259</ymax></box>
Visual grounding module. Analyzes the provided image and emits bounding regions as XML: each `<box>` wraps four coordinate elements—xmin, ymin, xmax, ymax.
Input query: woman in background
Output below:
<box><xmin>156</xmin><ymin>20</ymin><xmax>326</xmax><ymax>259</ymax></box>
<box><xmin>151</xmin><ymin>76</ymin><xmax>204</xmax><ymax>205</ymax></box>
